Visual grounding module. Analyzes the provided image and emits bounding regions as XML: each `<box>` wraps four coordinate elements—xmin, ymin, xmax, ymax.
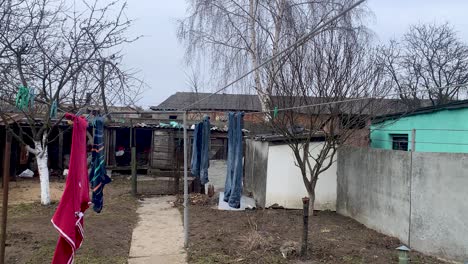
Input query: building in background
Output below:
<box><xmin>370</xmin><ymin>100</ymin><xmax>468</xmax><ymax>153</ymax></box>
<box><xmin>153</xmin><ymin>92</ymin><xmax>409</xmax><ymax>146</ymax></box>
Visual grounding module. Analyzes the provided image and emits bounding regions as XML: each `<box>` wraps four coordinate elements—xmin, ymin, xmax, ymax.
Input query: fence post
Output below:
<box><xmin>0</xmin><ymin>132</ymin><xmax>12</xmax><ymax>264</ymax></box>
<box><xmin>301</xmin><ymin>197</ymin><xmax>310</xmax><ymax>256</ymax></box>
<box><xmin>130</xmin><ymin>121</ymin><xmax>137</xmax><ymax>196</ymax></box>
<box><xmin>411</xmin><ymin>129</ymin><xmax>416</xmax><ymax>152</ymax></box>
<box><xmin>183</xmin><ymin>111</ymin><xmax>189</xmax><ymax>248</ymax></box>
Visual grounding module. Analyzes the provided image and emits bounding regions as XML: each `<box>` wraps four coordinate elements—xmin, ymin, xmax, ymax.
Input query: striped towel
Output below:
<box><xmin>89</xmin><ymin>117</ymin><xmax>111</xmax><ymax>213</ymax></box>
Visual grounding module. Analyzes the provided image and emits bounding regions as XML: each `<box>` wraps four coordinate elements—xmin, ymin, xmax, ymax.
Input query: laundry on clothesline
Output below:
<box><xmin>89</xmin><ymin>117</ymin><xmax>112</xmax><ymax>213</ymax></box>
<box><xmin>51</xmin><ymin>113</ymin><xmax>90</xmax><ymax>264</ymax></box>
<box><xmin>15</xmin><ymin>86</ymin><xmax>30</xmax><ymax>110</ymax></box>
<box><xmin>191</xmin><ymin>115</ymin><xmax>211</xmax><ymax>185</ymax></box>
<box><xmin>223</xmin><ymin>112</ymin><xmax>244</xmax><ymax>209</ymax></box>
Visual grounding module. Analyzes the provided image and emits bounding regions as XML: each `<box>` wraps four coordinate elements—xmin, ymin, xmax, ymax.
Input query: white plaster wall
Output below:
<box><xmin>265</xmin><ymin>143</ymin><xmax>337</xmax><ymax>210</ymax></box>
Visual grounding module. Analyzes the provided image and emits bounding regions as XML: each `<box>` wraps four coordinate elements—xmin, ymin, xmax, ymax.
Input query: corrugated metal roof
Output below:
<box><xmin>151</xmin><ymin>92</ymin><xmax>415</xmax><ymax>116</ymax></box>
<box><xmin>372</xmin><ymin>99</ymin><xmax>468</xmax><ymax>124</ymax></box>
<box><xmin>152</xmin><ymin>92</ymin><xmax>261</xmax><ymax>112</ymax></box>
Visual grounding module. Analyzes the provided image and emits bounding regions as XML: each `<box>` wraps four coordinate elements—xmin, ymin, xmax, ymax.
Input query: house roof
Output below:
<box><xmin>372</xmin><ymin>99</ymin><xmax>468</xmax><ymax>124</ymax></box>
<box><xmin>152</xmin><ymin>92</ymin><xmax>412</xmax><ymax>116</ymax></box>
<box><xmin>152</xmin><ymin>92</ymin><xmax>261</xmax><ymax>112</ymax></box>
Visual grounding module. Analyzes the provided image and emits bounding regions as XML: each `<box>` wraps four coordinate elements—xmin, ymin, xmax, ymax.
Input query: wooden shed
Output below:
<box><xmin>104</xmin><ymin>124</ymin><xmax>228</xmax><ymax>175</ymax></box>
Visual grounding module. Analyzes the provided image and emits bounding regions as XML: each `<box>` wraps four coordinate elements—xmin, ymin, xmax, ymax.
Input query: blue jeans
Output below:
<box><xmin>200</xmin><ymin>116</ymin><xmax>210</xmax><ymax>185</ymax></box>
<box><xmin>224</xmin><ymin>112</ymin><xmax>236</xmax><ymax>201</ymax></box>
<box><xmin>224</xmin><ymin>112</ymin><xmax>244</xmax><ymax>208</ymax></box>
<box><xmin>191</xmin><ymin>123</ymin><xmax>202</xmax><ymax>176</ymax></box>
<box><xmin>191</xmin><ymin>116</ymin><xmax>210</xmax><ymax>185</ymax></box>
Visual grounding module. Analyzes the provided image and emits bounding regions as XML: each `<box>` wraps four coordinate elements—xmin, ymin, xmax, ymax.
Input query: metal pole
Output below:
<box><xmin>301</xmin><ymin>197</ymin><xmax>310</xmax><ymax>256</ymax></box>
<box><xmin>0</xmin><ymin>132</ymin><xmax>12</xmax><ymax>264</ymax></box>
<box><xmin>408</xmin><ymin>129</ymin><xmax>416</xmax><ymax>247</ymax></box>
<box><xmin>183</xmin><ymin>111</ymin><xmax>189</xmax><ymax>248</ymax></box>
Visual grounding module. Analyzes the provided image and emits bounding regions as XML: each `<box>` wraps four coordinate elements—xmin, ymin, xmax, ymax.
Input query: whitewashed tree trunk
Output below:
<box><xmin>29</xmin><ymin>134</ymin><xmax>50</xmax><ymax>205</ymax></box>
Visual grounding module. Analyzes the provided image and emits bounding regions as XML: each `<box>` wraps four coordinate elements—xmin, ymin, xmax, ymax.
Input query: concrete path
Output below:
<box><xmin>128</xmin><ymin>196</ymin><xmax>187</xmax><ymax>264</ymax></box>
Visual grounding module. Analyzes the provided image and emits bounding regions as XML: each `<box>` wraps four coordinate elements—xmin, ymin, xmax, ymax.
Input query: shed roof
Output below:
<box><xmin>372</xmin><ymin>99</ymin><xmax>468</xmax><ymax>124</ymax></box>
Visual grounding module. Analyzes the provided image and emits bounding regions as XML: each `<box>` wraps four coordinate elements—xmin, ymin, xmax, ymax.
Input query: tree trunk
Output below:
<box><xmin>308</xmin><ymin>191</ymin><xmax>315</xmax><ymax>217</ymax></box>
<box><xmin>248</xmin><ymin>0</ymin><xmax>271</xmax><ymax>114</ymax></box>
<box><xmin>34</xmin><ymin>140</ymin><xmax>50</xmax><ymax>205</ymax></box>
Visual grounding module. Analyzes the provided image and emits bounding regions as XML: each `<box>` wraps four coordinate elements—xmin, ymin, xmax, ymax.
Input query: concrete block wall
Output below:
<box><xmin>337</xmin><ymin>147</ymin><xmax>468</xmax><ymax>262</ymax></box>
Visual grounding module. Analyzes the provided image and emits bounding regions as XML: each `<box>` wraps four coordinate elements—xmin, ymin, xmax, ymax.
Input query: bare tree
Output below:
<box><xmin>265</xmin><ymin>10</ymin><xmax>387</xmax><ymax>214</ymax></box>
<box><xmin>179</xmin><ymin>0</ymin><xmax>382</xmax><ymax>214</ymax></box>
<box><xmin>0</xmin><ymin>0</ymin><xmax>142</xmax><ymax>205</ymax></box>
<box><xmin>178</xmin><ymin>0</ymin><xmax>369</xmax><ymax>112</ymax></box>
<box><xmin>379</xmin><ymin>23</ymin><xmax>468</xmax><ymax>108</ymax></box>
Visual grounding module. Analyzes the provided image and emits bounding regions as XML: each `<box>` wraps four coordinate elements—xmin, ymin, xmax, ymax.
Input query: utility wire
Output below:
<box><xmin>180</xmin><ymin>0</ymin><xmax>367</xmax><ymax>111</ymax></box>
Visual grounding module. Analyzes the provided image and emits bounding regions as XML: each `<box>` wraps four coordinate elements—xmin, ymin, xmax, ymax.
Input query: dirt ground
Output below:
<box><xmin>1</xmin><ymin>179</ymin><xmax>65</xmax><ymax>205</ymax></box>
<box><xmin>183</xmin><ymin>194</ymin><xmax>446</xmax><ymax>264</ymax></box>
<box><xmin>1</xmin><ymin>177</ymin><xmax>137</xmax><ymax>264</ymax></box>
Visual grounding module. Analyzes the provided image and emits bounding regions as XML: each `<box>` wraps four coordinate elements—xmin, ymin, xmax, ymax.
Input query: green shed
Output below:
<box><xmin>370</xmin><ymin>100</ymin><xmax>468</xmax><ymax>153</ymax></box>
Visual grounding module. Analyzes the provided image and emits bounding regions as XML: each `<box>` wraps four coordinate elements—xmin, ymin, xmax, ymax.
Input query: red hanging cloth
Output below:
<box><xmin>51</xmin><ymin>113</ymin><xmax>90</xmax><ymax>264</ymax></box>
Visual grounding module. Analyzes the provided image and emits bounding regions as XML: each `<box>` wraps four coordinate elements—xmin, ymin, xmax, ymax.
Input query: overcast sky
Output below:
<box><xmin>121</xmin><ymin>0</ymin><xmax>468</xmax><ymax>108</ymax></box>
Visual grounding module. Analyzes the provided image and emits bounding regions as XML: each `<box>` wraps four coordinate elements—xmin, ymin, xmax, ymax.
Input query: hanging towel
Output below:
<box><xmin>51</xmin><ymin>113</ymin><xmax>90</xmax><ymax>264</ymax></box>
<box><xmin>89</xmin><ymin>117</ymin><xmax>111</xmax><ymax>213</ymax></box>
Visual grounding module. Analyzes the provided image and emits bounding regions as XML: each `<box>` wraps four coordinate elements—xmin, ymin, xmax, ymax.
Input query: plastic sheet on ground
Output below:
<box><xmin>218</xmin><ymin>192</ymin><xmax>256</xmax><ymax>211</ymax></box>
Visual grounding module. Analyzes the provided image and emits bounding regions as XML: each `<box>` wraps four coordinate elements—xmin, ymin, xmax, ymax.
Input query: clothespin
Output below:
<box><xmin>273</xmin><ymin>106</ymin><xmax>278</xmax><ymax>119</ymax></box>
<box><xmin>50</xmin><ymin>100</ymin><xmax>58</xmax><ymax>118</ymax></box>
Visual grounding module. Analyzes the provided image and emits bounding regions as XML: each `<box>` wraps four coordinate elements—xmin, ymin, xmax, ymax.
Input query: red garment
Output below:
<box><xmin>51</xmin><ymin>113</ymin><xmax>90</xmax><ymax>264</ymax></box>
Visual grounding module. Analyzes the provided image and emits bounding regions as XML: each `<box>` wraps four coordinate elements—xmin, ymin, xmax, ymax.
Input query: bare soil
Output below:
<box><xmin>184</xmin><ymin>194</ymin><xmax>446</xmax><ymax>264</ymax></box>
<box><xmin>1</xmin><ymin>177</ymin><xmax>137</xmax><ymax>264</ymax></box>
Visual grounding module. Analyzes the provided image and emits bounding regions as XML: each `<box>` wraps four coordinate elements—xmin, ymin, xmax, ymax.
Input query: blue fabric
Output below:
<box><xmin>224</xmin><ymin>112</ymin><xmax>244</xmax><ymax>208</ymax></box>
<box><xmin>191</xmin><ymin>123</ymin><xmax>202</xmax><ymax>176</ymax></box>
<box><xmin>223</xmin><ymin>112</ymin><xmax>236</xmax><ymax>201</ymax></box>
<box><xmin>191</xmin><ymin>116</ymin><xmax>211</xmax><ymax>185</ymax></box>
<box><xmin>200</xmin><ymin>116</ymin><xmax>210</xmax><ymax>185</ymax></box>
<box><xmin>89</xmin><ymin>117</ymin><xmax>111</xmax><ymax>213</ymax></box>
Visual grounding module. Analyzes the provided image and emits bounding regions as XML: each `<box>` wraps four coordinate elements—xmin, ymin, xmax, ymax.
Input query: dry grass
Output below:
<box><xmin>238</xmin><ymin>217</ymin><xmax>274</xmax><ymax>251</ymax></box>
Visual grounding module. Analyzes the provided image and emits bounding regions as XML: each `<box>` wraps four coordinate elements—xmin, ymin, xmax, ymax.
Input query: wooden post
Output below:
<box><xmin>131</xmin><ymin>147</ymin><xmax>137</xmax><ymax>196</ymax></box>
<box><xmin>58</xmin><ymin>128</ymin><xmax>64</xmax><ymax>170</ymax></box>
<box><xmin>0</xmin><ymin>132</ymin><xmax>12</xmax><ymax>264</ymax></box>
<box><xmin>130</xmin><ymin>122</ymin><xmax>137</xmax><ymax>196</ymax></box>
<box><xmin>411</xmin><ymin>129</ymin><xmax>416</xmax><ymax>152</ymax></box>
<box><xmin>301</xmin><ymin>197</ymin><xmax>310</xmax><ymax>256</ymax></box>
<box><xmin>110</xmin><ymin>129</ymin><xmax>116</xmax><ymax>166</ymax></box>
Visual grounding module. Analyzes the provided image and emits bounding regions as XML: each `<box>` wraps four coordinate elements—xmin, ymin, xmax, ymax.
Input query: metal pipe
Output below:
<box><xmin>0</xmin><ymin>132</ymin><xmax>12</xmax><ymax>264</ymax></box>
<box><xmin>183</xmin><ymin>111</ymin><xmax>189</xmax><ymax>248</ymax></box>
